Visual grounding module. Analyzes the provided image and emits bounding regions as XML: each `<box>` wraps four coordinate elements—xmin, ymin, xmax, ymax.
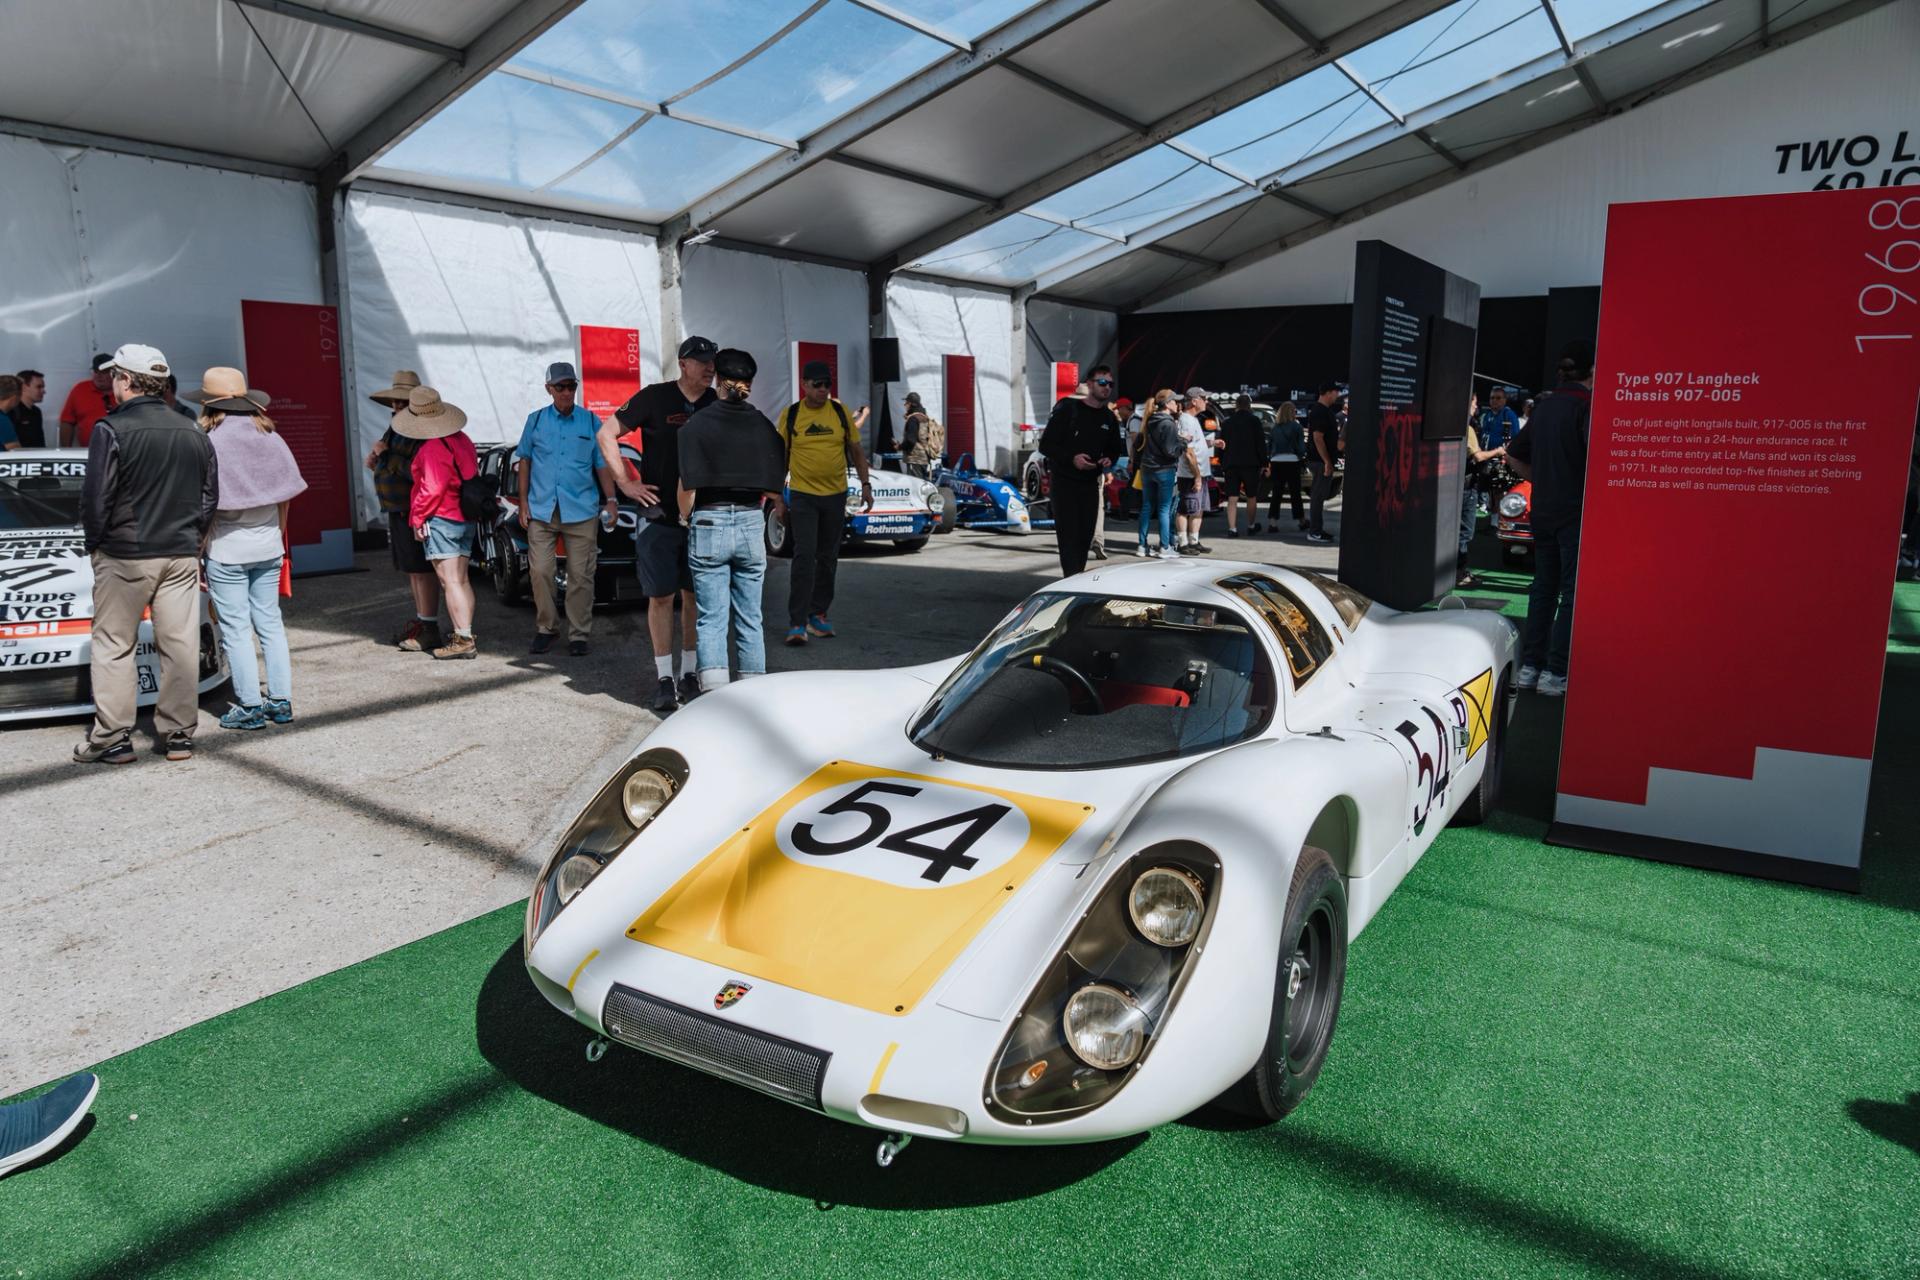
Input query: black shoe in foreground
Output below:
<box><xmin>72</xmin><ymin>737</ymin><xmax>134</xmax><ymax>765</ymax></box>
<box><xmin>568</xmin><ymin>639</ymin><xmax>589</xmax><ymax>657</ymax></box>
<box><xmin>650</xmin><ymin>676</ymin><xmax>678</xmax><ymax>713</ymax></box>
<box><xmin>678</xmin><ymin>673</ymin><xmax>704</xmax><ymax>705</ymax></box>
<box><xmin>0</xmin><ymin>1072</ymin><xmax>99</xmax><ymax>1178</ymax></box>
<box><xmin>529</xmin><ymin>631</ymin><xmax>556</xmax><ymax>654</ymax></box>
<box><xmin>162</xmin><ymin>732</ymin><xmax>194</xmax><ymax>761</ymax></box>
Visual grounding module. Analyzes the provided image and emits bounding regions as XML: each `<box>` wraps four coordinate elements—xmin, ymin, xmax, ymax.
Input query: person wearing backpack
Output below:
<box><xmin>397</xmin><ymin>386</ymin><xmax>482</xmax><ymax>660</ymax></box>
<box><xmin>514</xmin><ymin>362</ymin><xmax>617</xmax><ymax>657</ymax></box>
<box><xmin>779</xmin><ymin>360</ymin><xmax>873</xmax><ymax>646</ymax></box>
<box><xmin>901</xmin><ymin>392</ymin><xmax>945</xmax><ymax>478</ymax></box>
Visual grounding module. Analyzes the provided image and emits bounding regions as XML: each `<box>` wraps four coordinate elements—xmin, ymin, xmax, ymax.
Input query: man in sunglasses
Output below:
<box><xmin>778</xmin><ymin>360</ymin><xmax>871</xmax><ymax>645</ymax></box>
<box><xmin>1038</xmin><ymin>364</ymin><xmax>1124</xmax><ymax>576</ymax></box>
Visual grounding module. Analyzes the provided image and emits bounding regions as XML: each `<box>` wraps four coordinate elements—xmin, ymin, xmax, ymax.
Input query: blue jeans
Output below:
<box><xmin>1523</xmin><ymin>521</ymin><xmax>1579</xmax><ymax>676</ymax></box>
<box><xmin>1459</xmin><ymin>485</ymin><xmax>1479</xmax><ymax>557</ymax></box>
<box><xmin>1138</xmin><ymin>467</ymin><xmax>1177</xmax><ymax>549</ymax></box>
<box><xmin>207</xmin><ymin>557</ymin><xmax>291</xmax><ymax>705</ymax></box>
<box><xmin>688</xmin><ymin>505</ymin><xmax>767</xmax><ymax>686</ymax></box>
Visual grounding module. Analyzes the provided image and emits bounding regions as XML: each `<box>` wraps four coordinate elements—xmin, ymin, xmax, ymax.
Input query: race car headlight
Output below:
<box><xmin>924</xmin><ymin>485</ymin><xmax>944</xmax><ymax>513</ymax></box>
<box><xmin>1129</xmin><ymin>866</ymin><xmax>1205</xmax><ymax>947</ymax></box>
<box><xmin>525</xmin><ymin>750</ymin><xmax>686</xmax><ymax>956</ymax></box>
<box><xmin>986</xmin><ymin>843</ymin><xmax>1219</xmax><ymax>1124</ymax></box>
<box><xmin>1498</xmin><ymin>491</ymin><xmax>1527</xmax><ymax>518</ymax></box>
<box><xmin>1063</xmin><ymin>984</ymin><xmax>1148</xmax><ymax>1070</ymax></box>
<box><xmin>846</xmin><ymin>488</ymin><xmax>863</xmax><ymax>513</ymax></box>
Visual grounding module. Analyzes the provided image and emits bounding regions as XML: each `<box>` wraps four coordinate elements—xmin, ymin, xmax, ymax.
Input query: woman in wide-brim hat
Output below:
<box><xmin>400</xmin><ymin>386</ymin><xmax>480</xmax><ymax>660</ymax></box>
<box><xmin>363</xmin><ymin>368</ymin><xmax>441</xmax><ymax>652</ymax></box>
<box><xmin>196</xmin><ymin>367</ymin><xmax>306</xmax><ymax>732</ymax></box>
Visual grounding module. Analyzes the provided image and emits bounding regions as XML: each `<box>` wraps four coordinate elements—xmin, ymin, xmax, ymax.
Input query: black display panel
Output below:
<box><xmin>1423</xmin><ymin>318</ymin><xmax>1476</xmax><ymax>441</ymax></box>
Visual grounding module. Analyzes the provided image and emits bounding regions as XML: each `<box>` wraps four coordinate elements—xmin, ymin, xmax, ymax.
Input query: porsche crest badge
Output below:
<box><xmin>714</xmin><ymin>980</ymin><xmax>751</xmax><ymax>1010</ymax></box>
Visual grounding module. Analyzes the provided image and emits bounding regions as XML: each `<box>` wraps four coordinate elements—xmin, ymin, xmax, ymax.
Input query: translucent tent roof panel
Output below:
<box><xmin>1177</xmin><ymin>65</ymin><xmax>1394</xmax><ymax>183</ymax></box>
<box><xmin>510</xmin><ymin>0</ymin><xmax>821</xmax><ymax>106</ymax></box>
<box><xmin>1155</xmin><ymin>197</ymin><xmax>1320</xmax><ymax>262</ymax></box>
<box><xmin>709</xmin><ymin>160</ymin><xmax>988</xmax><ymax>262</ymax></box>
<box><xmin>379</xmin><ymin>74</ymin><xmax>643</xmax><ymax>193</ymax></box>
<box><xmin>1583</xmin><ymin>0</ymin><xmax>1759</xmax><ymax>103</ymax></box>
<box><xmin>671</xmin><ymin>1</ymin><xmax>950</xmax><ymax>143</ymax></box>
<box><xmin>1285</xmin><ymin>133</ymin><xmax>1454</xmax><ymax>214</ymax></box>
<box><xmin>1422</xmin><ymin>71</ymin><xmax>1597</xmax><ymax>163</ymax></box>
<box><xmin>908</xmin><ymin>213</ymin><xmax>1114</xmax><ymax>285</ymax></box>
<box><xmin>546</xmin><ymin>118</ymin><xmax>782</xmax><ymax>223</ymax></box>
<box><xmin>1555</xmin><ymin>0</ymin><xmax>1716</xmax><ymax>43</ymax></box>
<box><xmin>880</xmin><ymin>0</ymin><xmax>1060</xmax><ymax>39</ymax></box>
<box><xmin>1028</xmin><ymin>147</ymin><xmax>1247</xmax><ymax>239</ymax></box>
<box><xmin>1342</xmin><ymin>0</ymin><xmax>1562</xmax><ymax>118</ymax></box>
<box><xmin>1008</xmin><ymin>0</ymin><xmax>1309</xmax><ymax>128</ymax></box>
<box><xmin>1046</xmin><ymin>249</ymin><xmax>1213</xmax><ymax>307</ymax></box>
<box><xmin>841</xmin><ymin>66</ymin><xmax>1135</xmax><ymax>198</ymax></box>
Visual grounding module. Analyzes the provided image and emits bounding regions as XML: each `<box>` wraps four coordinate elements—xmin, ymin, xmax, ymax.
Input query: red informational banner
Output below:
<box><xmin>1052</xmin><ymin>361</ymin><xmax>1080</xmax><ymax>405</ymax></box>
<box><xmin>943</xmin><ymin>354</ymin><xmax>977</xmax><ymax>462</ymax></box>
<box><xmin>792</xmin><ymin>341</ymin><xmax>839</xmax><ymax>401</ymax></box>
<box><xmin>239</xmin><ymin>300</ymin><xmax>352</xmax><ymax>574</ymax></box>
<box><xmin>1550</xmin><ymin>189</ymin><xmax>1920</xmax><ymax>890</ymax></box>
<box><xmin>578</xmin><ymin>325</ymin><xmax>642</xmax><ymax>422</ymax></box>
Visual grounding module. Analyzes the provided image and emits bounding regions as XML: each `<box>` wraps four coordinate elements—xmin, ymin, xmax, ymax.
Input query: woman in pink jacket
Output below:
<box><xmin>393</xmin><ymin>386</ymin><xmax>479</xmax><ymax>660</ymax></box>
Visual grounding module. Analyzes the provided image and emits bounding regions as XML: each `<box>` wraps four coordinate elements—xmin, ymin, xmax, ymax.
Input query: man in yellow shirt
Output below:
<box><xmin>779</xmin><ymin>360</ymin><xmax>872</xmax><ymax>645</ymax></box>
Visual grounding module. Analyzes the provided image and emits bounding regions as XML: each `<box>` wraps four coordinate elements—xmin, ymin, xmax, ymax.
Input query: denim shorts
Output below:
<box><xmin>423</xmin><ymin>516</ymin><xmax>473</xmax><ymax>561</ymax></box>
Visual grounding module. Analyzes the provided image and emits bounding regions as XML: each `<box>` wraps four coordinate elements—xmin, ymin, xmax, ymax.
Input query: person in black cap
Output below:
<box><xmin>677</xmin><ymin>349</ymin><xmax>786</xmax><ymax>691</ymax></box>
<box><xmin>1038</xmin><ymin>363</ymin><xmax>1124</xmax><ymax>576</ymax></box>
<box><xmin>900</xmin><ymin>391</ymin><xmax>943</xmax><ymax>478</ymax></box>
<box><xmin>514</xmin><ymin>360</ymin><xmax>615</xmax><ymax>657</ymax></box>
<box><xmin>1305</xmin><ymin>382</ymin><xmax>1344</xmax><ymax>544</ymax></box>
<box><xmin>58</xmin><ymin>353</ymin><xmax>116</xmax><ymax>449</ymax></box>
<box><xmin>1505</xmin><ymin>342</ymin><xmax>1594</xmax><ymax>698</ymax></box>
<box><xmin>597</xmin><ymin>335</ymin><xmax>718</xmax><ymax>711</ymax></box>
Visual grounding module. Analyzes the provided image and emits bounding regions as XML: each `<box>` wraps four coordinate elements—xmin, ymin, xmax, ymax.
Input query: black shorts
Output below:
<box><xmin>387</xmin><ymin>511</ymin><xmax>430</xmax><ymax>574</ymax></box>
<box><xmin>1222</xmin><ymin>465</ymin><xmax>1263</xmax><ymax>499</ymax></box>
<box><xmin>635</xmin><ymin>520</ymin><xmax>692</xmax><ymax>597</ymax></box>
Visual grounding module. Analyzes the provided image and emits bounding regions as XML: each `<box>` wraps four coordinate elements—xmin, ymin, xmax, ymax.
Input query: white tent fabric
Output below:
<box><xmin>0</xmin><ymin>134</ymin><xmax>321</xmax><ymax>416</ymax></box>
<box><xmin>679</xmin><ymin>246</ymin><xmax>871</xmax><ymax>424</ymax></box>
<box><xmin>343</xmin><ymin>188</ymin><xmax>660</xmax><ymax>521</ymax></box>
<box><xmin>1149</xmin><ymin>0</ymin><xmax>1920</xmax><ymax>311</ymax></box>
<box><xmin>1024</xmin><ymin>299</ymin><xmax>1117</xmax><ymax>423</ymax></box>
<box><xmin>884</xmin><ymin>276</ymin><xmax>1016</xmax><ymax>470</ymax></box>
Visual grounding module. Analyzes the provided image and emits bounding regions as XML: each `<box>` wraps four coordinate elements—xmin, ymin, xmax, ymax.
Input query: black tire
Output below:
<box><xmin>934</xmin><ymin>487</ymin><xmax>958</xmax><ymax>534</ymax></box>
<box><xmin>764</xmin><ymin>504</ymin><xmax>794</xmax><ymax>559</ymax></box>
<box><xmin>491</xmin><ymin>543</ymin><xmax>524</xmax><ymax>604</ymax></box>
<box><xmin>892</xmin><ymin>536</ymin><xmax>930</xmax><ymax>552</ymax></box>
<box><xmin>1453</xmin><ymin>671</ymin><xmax>1510</xmax><ymax>826</ymax></box>
<box><xmin>1218</xmin><ymin>845</ymin><xmax>1347</xmax><ymax>1121</ymax></box>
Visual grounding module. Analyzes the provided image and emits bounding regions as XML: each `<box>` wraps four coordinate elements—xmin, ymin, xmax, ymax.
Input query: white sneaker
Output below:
<box><xmin>1537</xmin><ymin>672</ymin><xmax>1567</xmax><ymax>697</ymax></box>
<box><xmin>1157</xmin><ymin>546</ymin><xmax>1181</xmax><ymax>560</ymax></box>
<box><xmin>1515</xmin><ymin>665</ymin><xmax>1539</xmax><ymax>690</ymax></box>
<box><xmin>1132</xmin><ymin>544</ymin><xmax>1147</xmax><ymax>556</ymax></box>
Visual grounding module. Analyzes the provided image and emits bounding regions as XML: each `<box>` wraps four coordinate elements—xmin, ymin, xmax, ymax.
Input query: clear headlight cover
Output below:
<box><xmin>1128</xmin><ymin>867</ymin><xmax>1206</xmax><ymax>947</ymax></box>
<box><xmin>525</xmin><ymin>750</ymin><xmax>686</xmax><ymax>956</ymax></box>
<box><xmin>1498</xmin><ymin>491</ymin><xmax>1528</xmax><ymax>518</ymax></box>
<box><xmin>924</xmin><ymin>485</ymin><xmax>944</xmax><ymax>511</ymax></box>
<box><xmin>1063</xmin><ymin>984</ymin><xmax>1148</xmax><ymax>1069</ymax></box>
<box><xmin>555</xmin><ymin>853</ymin><xmax>601</xmax><ymax>905</ymax></box>
<box><xmin>623</xmin><ymin>767</ymin><xmax>675</xmax><ymax>828</ymax></box>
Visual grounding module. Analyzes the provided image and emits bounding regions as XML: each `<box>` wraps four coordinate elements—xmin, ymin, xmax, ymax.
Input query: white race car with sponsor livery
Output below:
<box><xmin>524</xmin><ymin>560</ymin><xmax>1514</xmax><ymax>1162</ymax></box>
<box><xmin>0</xmin><ymin>451</ymin><xmax>227</xmax><ymax>723</ymax></box>
<box><xmin>765</xmin><ymin>466</ymin><xmax>948</xmax><ymax>557</ymax></box>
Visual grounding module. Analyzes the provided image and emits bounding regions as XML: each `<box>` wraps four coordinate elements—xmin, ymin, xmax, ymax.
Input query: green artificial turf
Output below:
<box><xmin>4</xmin><ymin>583</ymin><xmax>1918</xmax><ymax>1280</ymax></box>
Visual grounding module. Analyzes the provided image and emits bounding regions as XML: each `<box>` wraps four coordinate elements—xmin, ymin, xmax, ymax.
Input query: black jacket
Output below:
<box><xmin>1221</xmin><ymin>410</ymin><xmax>1266</xmax><ymax>467</ymax></box>
<box><xmin>82</xmin><ymin>397</ymin><xmax>218</xmax><ymax>558</ymax></box>
<box><xmin>1505</xmin><ymin>381</ymin><xmax>1591</xmax><ymax>534</ymax></box>
<box><xmin>1039</xmin><ymin>398</ymin><xmax>1124</xmax><ymax>482</ymax></box>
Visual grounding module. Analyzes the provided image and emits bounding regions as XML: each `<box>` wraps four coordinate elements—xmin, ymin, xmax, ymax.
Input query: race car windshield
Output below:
<box><xmin>910</xmin><ymin>592</ymin><xmax>1275</xmax><ymax>769</ymax></box>
<box><xmin>0</xmin><ymin>460</ymin><xmax>85</xmax><ymax>530</ymax></box>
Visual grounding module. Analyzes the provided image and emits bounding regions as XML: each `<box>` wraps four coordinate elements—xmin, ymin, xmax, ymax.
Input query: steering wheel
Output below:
<box><xmin>1033</xmin><ymin>655</ymin><xmax>1104</xmax><ymax>714</ymax></box>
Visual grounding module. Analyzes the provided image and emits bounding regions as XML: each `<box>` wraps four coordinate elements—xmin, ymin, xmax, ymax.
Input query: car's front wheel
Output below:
<box><xmin>934</xmin><ymin>487</ymin><xmax>958</xmax><ymax>533</ymax></box>
<box><xmin>1219</xmin><ymin>845</ymin><xmax>1347</xmax><ymax>1121</ymax></box>
<box><xmin>764</xmin><ymin>504</ymin><xmax>794</xmax><ymax>559</ymax></box>
<box><xmin>491</xmin><ymin>541</ymin><xmax>524</xmax><ymax>604</ymax></box>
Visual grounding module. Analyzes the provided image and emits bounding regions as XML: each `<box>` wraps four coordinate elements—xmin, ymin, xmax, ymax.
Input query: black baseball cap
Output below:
<box><xmin>678</xmin><ymin>335</ymin><xmax>718</xmax><ymax>362</ymax></box>
<box><xmin>801</xmin><ymin>360</ymin><xmax>832</xmax><ymax>383</ymax></box>
<box><xmin>714</xmin><ymin>348</ymin><xmax>757</xmax><ymax>382</ymax></box>
<box><xmin>1317</xmin><ymin>380</ymin><xmax>1344</xmax><ymax>396</ymax></box>
<box><xmin>91</xmin><ymin>353</ymin><xmax>114</xmax><ymax>371</ymax></box>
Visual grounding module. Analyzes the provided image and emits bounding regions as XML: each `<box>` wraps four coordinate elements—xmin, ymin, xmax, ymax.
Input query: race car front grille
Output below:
<box><xmin>0</xmin><ymin>666</ymin><xmax>88</xmax><ymax>711</ymax></box>
<box><xmin>601</xmin><ymin>984</ymin><xmax>830</xmax><ymax>1112</ymax></box>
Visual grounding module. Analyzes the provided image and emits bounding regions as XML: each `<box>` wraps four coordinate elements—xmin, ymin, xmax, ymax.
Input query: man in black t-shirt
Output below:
<box><xmin>1305</xmin><ymin>383</ymin><xmax>1343</xmax><ymax>543</ymax></box>
<box><xmin>597</xmin><ymin>335</ymin><xmax>718</xmax><ymax>711</ymax></box>
<box><xmin>1219</xmin><ymin>394</ymin><xmax>1267</xmax><ymax>538</ymax></box>
<box><xmin>1038</xmin><ymin>364</ymin><xmax>1124</xmax><ymax>576</ymax></box>
<box><xmin>10</xmin><ymin>370</ymin><xmax>46</xmax><ymax>449</ymax></box>
<box><xmin>1506</xmin><ymin>344</ymin><xmax>1594</xmax><ymax>697</ymax></box>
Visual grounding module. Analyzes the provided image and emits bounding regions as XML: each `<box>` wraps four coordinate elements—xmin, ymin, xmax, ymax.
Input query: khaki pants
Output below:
<box><xmin>527</xmin><ymin>515</ymin><xmax>599</xmax><ymax>641</ymax></box>
<box><xmin>89</xmin><ymin>553</ymin><xmax>200</xmax><ymax>745</ymax></box>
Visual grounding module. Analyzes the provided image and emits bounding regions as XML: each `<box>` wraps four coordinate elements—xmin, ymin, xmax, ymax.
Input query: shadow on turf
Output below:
<box><xmin>473</xmin><ymin>944</ymin><xmax>1142</xmax><ymax>1206</ymax></box>
<box><xmin>1848</xmin><ymin>1092</ymin><xmax>1920</xmax><ymax>1157</ymax></box>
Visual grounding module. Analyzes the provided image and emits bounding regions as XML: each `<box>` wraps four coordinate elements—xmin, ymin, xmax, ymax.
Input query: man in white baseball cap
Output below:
<box><xmin>74</xmin><ymin>342</ymin><xmax>218</xmax><ymax>765</ymax></box>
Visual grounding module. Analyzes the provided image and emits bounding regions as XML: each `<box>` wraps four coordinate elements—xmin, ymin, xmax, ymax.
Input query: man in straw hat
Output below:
<box><xmin>74</xmin><ymin>343</ymin><xmax>217</xmax><ymax>765</ymax></box>
<box><xmin>364</xmin><ymin>369</ymin><xmax>444</xmax><ymax>652</ymax></box>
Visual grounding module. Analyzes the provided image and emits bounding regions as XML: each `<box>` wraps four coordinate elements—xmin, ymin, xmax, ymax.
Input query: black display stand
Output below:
<box><xmin>1338</xmin><ymin>241</ymin><xmax>1481</xmax><ymax>611</ymax></box>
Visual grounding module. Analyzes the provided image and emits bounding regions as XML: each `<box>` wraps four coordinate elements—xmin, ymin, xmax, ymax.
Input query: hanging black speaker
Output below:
<box><xmin>871</xmin><ymin>337</ymin><xmax>901</xmax><ymax>383</ymax></box>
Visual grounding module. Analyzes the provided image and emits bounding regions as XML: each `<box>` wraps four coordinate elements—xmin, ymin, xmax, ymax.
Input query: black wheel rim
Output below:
<box><xmin>1284</xmin><ymin>900</ymin><xmax>1338</xmax><ymax>1071</ymax></box>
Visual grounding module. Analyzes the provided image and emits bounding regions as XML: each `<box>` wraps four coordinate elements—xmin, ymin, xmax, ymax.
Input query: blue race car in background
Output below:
<box><xmin>934</xmin><ymin>454</ymin><xmax>1052</xmax><ymax>534</ymax></box>
<box><xmin>764</xmin><ymin>466</ymin><xmax>945</xmax><ymax>556</ymax></box>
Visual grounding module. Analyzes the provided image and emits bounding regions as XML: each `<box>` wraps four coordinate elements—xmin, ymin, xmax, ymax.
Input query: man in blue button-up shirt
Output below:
<box><xmin>515</xmin><ymin>362</ymin><xmax>614</xmax><ymax>655</ymax></box>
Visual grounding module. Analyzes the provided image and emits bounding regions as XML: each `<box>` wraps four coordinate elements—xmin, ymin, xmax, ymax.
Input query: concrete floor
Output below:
<box><xmin>0</xmin><ymin>513</ymin><xmax>1338</xmax><ymax>1096</ymax></box>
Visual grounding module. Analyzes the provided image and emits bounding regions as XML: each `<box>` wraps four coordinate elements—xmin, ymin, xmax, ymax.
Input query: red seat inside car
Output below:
<box><xmin>1096</xmin><ymin>680</ymin><xmax>1191</xmax><ymax>709</ymax></box>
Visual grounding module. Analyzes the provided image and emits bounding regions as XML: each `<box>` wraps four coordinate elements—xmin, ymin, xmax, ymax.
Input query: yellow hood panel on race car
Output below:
<box><xmin>626</xmin><ymin>761</ymin><xmax>1093</xmax><ymax>1016</ymax></box>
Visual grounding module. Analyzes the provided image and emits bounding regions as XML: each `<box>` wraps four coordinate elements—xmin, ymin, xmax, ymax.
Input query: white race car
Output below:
<box><xmin>0</xmin><ymin>450</ymin><xmax>227</xmax><ymax>723</ymax></box>
<box><xmin>765</xmin><ymin>466</ymin><xmax>948</xmax><ymax>556</ymax></box>
<box><xmin>524</xmin><ymin>560</ymin><xmax>1515</xmax><ymax>1161</ymax></box>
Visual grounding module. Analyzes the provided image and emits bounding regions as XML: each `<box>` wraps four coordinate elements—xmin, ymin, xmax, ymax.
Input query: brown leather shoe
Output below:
<box><xmin>432</xmin><ymin>633</ymin><xmax>478</xmax><ymax>660</ymax></box>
